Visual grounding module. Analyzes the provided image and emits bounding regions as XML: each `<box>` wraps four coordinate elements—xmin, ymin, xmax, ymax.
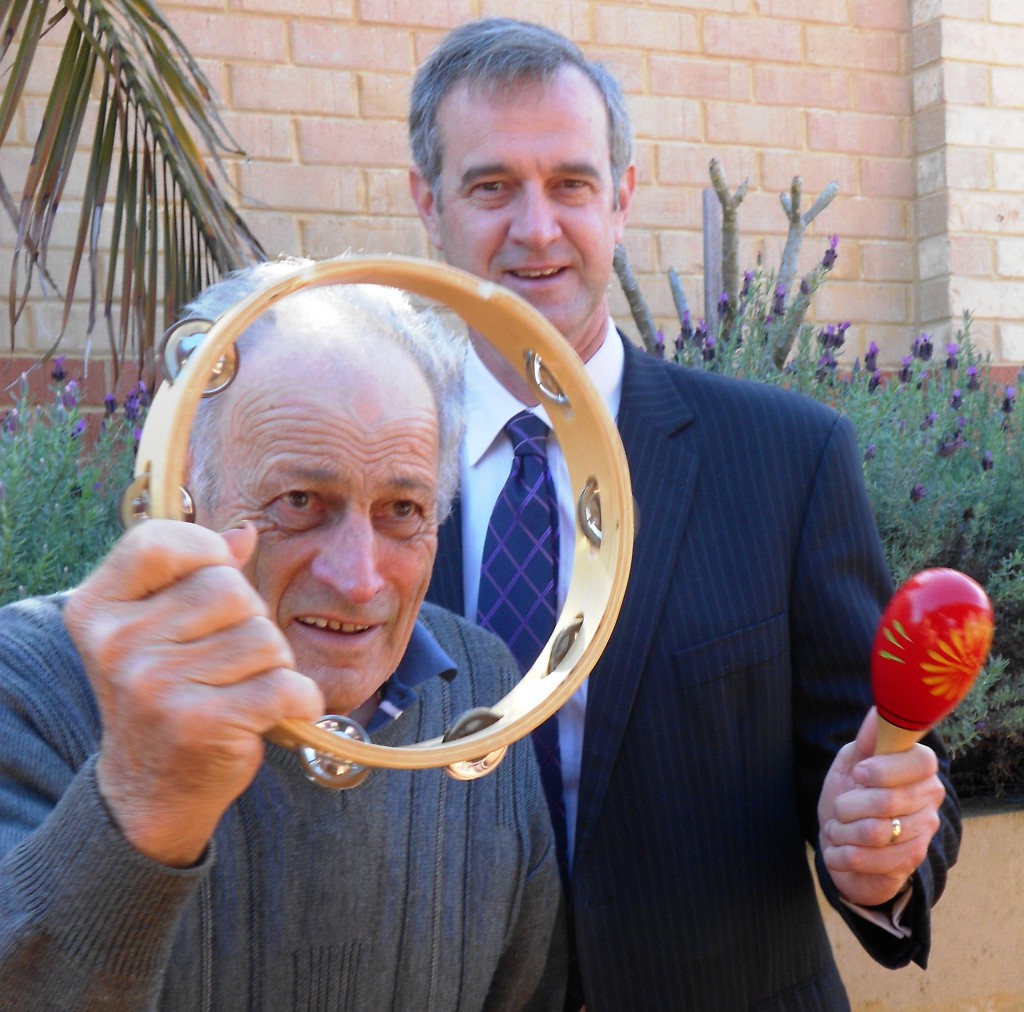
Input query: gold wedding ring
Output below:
<box><xmin>888</xmin><ymin>817</ymin><xmax>902</xmax><ymax>845</ymax></box>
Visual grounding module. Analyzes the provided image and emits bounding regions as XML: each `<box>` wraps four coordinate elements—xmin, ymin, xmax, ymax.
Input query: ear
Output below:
<box><xmin>613</xmin><ymin>162</ymin><xmax>637</xmax><ymax>244</ymax></box>
<box><xmin>409</xmin><ymin>166</ymin><xmax>444</xmax><ymax>251</ymax></box>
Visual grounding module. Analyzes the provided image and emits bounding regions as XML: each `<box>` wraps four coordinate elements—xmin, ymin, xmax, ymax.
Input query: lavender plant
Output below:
<box><xmin>0</xmin><ymin>360</ymin><xmax>146</xmax><ymax>605</ymax></box>
<box><xmin>642</xmin><ymin>244</ymin><xmax>1024</xmax><ymax>798</ymax></box>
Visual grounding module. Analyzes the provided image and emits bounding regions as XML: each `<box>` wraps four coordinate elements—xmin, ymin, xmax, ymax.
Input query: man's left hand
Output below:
<box><xmin>817</xmin><ymin>707</ymin><xmax>946</xmax><ymax>907</ymax></box>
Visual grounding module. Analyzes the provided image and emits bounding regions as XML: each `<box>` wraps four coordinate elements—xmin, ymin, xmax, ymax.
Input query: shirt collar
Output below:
<box><xmin>464</xmin><ymin>318</ymin><xmax>623</xmax><ymax>466</ymax></box>
<box><xmin>368</xmin><ymin>619</ymin><xmax>457</xmax><ymax>734</ymax></box>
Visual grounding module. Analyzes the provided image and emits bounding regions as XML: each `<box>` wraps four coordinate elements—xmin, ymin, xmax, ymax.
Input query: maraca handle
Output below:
<box><xmin>874</xmin><ymin>713</ymin><xmax>926</xmax><ymax>755</ymax></box>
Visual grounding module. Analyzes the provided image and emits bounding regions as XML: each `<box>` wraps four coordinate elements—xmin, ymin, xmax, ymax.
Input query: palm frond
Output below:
<box><xmin>1</xmin><ymin>0</ymin><xmax>266</xmax><ymax>381</ymax></box>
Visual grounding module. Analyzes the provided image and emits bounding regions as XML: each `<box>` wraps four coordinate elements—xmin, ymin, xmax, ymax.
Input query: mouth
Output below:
<box><xmin>508</xmin><ymin>267</ymin><xmax>564</xmax><ymax>280</ymax></box>
<box><xmin>295</xmin><ymin>616</ymin><xmax>371</xmax><ymax>634</ymax></box>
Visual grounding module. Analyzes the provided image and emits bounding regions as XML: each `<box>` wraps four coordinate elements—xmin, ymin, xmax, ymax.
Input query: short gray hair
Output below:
<box><xmin>409</xmin><ymin>17</ymin><xmax>633</xmax><ymax>204</ymax></box>
<box><xmin>183</xmin><ymin>257</ymin><xmax>465</xmax><ymax>520</ymax></box>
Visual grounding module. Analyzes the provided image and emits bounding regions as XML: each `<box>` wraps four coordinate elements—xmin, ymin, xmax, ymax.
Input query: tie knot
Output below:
<box><xmin>505</xmin><ymin>411</ymin><xmax>549</xmax><ymax>458</ymax></box>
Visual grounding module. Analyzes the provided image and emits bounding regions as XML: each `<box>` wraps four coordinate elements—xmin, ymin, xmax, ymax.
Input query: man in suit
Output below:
<box><xmin>408</xmin><ymin>17</ymin><xmax>961</xmax><ymax>1011</ymax></box>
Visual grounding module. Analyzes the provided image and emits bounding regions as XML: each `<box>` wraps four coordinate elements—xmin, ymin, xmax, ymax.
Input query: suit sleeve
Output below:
<box><xmin>788</xmin><ymin>413</ymin><xmax>962</xmax><ymax>969</ymax></box>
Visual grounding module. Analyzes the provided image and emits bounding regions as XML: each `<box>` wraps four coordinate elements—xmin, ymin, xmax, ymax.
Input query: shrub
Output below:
<box><xmin>0</xmin><ymin>361</ymin><xmax>146</xmax><ymax>605</ymax></box>
<box><xmin>658</xmin><ymin>249</ymin><xmax>1024</xmax><ymax>798</ymax></box>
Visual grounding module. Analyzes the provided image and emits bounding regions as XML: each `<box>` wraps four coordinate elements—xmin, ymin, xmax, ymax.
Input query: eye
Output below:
<box><xmin>268</xmin><ymin>489</ymin><xmax>323</xmax><ymax>531</ymax></box>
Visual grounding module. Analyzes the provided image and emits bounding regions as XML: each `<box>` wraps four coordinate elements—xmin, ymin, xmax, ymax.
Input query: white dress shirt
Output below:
<box><xmin>460</xmin><ymin>319</ymin><xmax>624</xmax><ymax>867</ymax></box>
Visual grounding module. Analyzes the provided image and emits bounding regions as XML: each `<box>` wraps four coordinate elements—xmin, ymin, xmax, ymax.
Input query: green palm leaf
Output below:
<box><xmin>0</xmin><ymin>0</ymin><xmax>265</xmax><ymax>380</ymax></box>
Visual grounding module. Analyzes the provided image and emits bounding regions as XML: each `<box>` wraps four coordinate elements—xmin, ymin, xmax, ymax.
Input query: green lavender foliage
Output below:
<box><xmin>0</xmin><ymin>365</ymin><xmax>145</xmax><ymax>604</ymax></box>
<box><xmin>661</xmin><ymin>254</ymin><xmax>1024</xmax><ymax>795</ymax></box>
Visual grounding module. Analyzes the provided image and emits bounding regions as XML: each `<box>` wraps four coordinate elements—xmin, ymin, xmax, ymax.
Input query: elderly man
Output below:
<box><xmin>0</xmin><ymin>262</ymin><xmax>564</xmax><ymax>1009</ymax></box>
<box><xmin>409</xmin><ymin>17</ymin><xmax>961</xmax><ymax>1011</ymax></box>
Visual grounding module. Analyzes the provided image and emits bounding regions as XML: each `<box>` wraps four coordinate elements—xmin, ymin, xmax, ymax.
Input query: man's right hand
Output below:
<box><xmin>63</xmin><ymin>520</ymin><xmax>324</xmax><ymax>868</ymax></box>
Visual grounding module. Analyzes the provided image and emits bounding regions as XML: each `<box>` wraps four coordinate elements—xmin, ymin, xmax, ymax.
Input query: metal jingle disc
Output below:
<box><xmin>443</xmin><ymin>708</ymin><xmax>508</xmax><ymax>780</ymax></box>
<box><xmin>298</xmin><ymin>715</ymin><xmax>372</xmax><ymax>790</ymax></box>
<box><xmin>129</xmin><ymin>255</ymin><xmax>634</xmax><ymax>775</ymax></box>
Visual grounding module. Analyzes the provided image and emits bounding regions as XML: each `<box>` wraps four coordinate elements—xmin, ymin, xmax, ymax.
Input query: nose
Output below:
<box><xmin>309</xmin><ymin>514</ymin><xmax>385</xmax><ymax>604</ymax></box>
<box><xmin>508</xmin><ymin>186</ymin><xmax>562</xmax><ymax>249</ymax></box>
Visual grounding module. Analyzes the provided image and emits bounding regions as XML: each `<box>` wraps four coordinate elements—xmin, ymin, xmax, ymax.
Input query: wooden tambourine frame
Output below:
<box><xmin>124</xmin><ymin>257</ymin><xmax>633</xmax><ymax>780</ymax></box>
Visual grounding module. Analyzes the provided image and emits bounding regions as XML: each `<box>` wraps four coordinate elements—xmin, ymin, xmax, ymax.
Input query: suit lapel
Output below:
<box><xmin>427</xmin><ymin>499</ymin><xmax>465</xmax><ymax>616</ymax></box>
<box><xmin>575</xmin><ymin>342</ymin><xmax>699</xmax><ymax>862</ymax></box>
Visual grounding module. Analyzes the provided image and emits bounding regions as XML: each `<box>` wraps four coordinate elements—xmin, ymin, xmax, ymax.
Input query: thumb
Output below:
<box><xmin>850</xmin><ymin>706</ymin><xmax>879</xmax><ymax>783</ymax></box>
<box><xmin>221</xmin><ymin>522</ymin><xmax>258</xmax><ymax>569</ymax></box>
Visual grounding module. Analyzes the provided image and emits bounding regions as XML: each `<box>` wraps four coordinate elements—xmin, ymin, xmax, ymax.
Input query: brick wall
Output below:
<box><xmin>3</xmin><ymin>0</ymin><xmax>1022</xmax><ymax>398</ymax></box>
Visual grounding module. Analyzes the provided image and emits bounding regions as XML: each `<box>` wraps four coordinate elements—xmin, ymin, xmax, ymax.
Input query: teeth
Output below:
<box><xmin>513</xmin><ymin>268</ymin><xmax>559</xmax><ymax>279</ymax></box>
<box><xmin>297</xmin><ymin>617</ymin><xmax>369</xmax><ymax>634</ymax></box>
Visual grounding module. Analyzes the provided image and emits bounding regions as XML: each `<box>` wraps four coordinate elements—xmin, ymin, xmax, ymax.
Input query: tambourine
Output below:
<box><xmin>122</xmin><ymin>256</ymin><xmax>634</xmax><ymax>785</ymax></box>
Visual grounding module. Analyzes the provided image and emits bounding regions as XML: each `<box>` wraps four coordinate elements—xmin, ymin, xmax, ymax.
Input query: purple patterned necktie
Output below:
<box><xmin>477</xmin><ymin>411</ymin><xmax>569</xmax><ymax>886</ymax></box>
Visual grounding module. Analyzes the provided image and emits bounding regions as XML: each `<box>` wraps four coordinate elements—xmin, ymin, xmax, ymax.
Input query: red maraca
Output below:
<box><xmin>872</xmin><ymin>568</ymin><xmax>994</xmax><ymax>755</ymax></box>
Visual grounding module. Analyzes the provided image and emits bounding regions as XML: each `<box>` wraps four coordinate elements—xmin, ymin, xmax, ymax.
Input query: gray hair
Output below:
<box><xmin>183</xmin><ymin>257</ymin><xmax>466</xmax><ymax>520</ymax></box>
<box><xmin>409</xmin><ymin>17</ymin><xmax>633</xmax><ymax>204</ymax></box>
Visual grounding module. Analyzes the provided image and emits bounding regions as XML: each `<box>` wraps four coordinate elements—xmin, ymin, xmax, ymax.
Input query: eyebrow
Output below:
<box><xmin>459</xmin><ymin>160</ymin><xmax>604</xmax><ymax>190</ymax></box>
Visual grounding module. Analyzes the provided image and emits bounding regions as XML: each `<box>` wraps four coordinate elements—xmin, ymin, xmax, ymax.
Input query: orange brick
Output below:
<box><xmin>753</xmin><ymin>66</ymin><xmax>850</xmax><ymax>109</ymax></box>
<box><xmin>860</xmin><ymin>158</ymin><xmax>914</xmax><ymax>200</ymax></box>
<box><xmin>229</xmin><ymin>65</ymin><xmax>358</xmax><ymax>116</ymax></box>
<box><xmin>238</xmin><ymin>210</ymin><xmax>303</xmax><ymax>259</ymax></box>
<box><xmin>949</xmin><ymin>235</ymin><xmax>995</xmax><ymax>276</ymax></box>
<box><xmin>942</xmin><ymin>21</ymin><xmax>1024</xmax><ymax>66</ymax></box>
<box><xmin>360</xmin><ymin>74</ymin><xmax>413</xmax><ymax>119</ymax></box>
<box><xmin>851</xmin><ymin>1</ymin><xmax>910</xmax><ymax>31</ymax></box>
<box><xmin>629</xmin><ymin>96</ymin><xmax>702</xmax><ymax>143</ymax></box>
<box><xmin>761</xmin><ymin>150</ymin><xmax>858</xmax><ymax>196</ymax></box>
<box><xmin>991</xmin><ymin>67</ymin><xmax>1024</xmax><ymax>108</ymax></box>
<box><xmin>627</xmin><ymin>185</ymin><xmax>702</xmax><ymax>231</ymax></box>
<box><xmin>944</xmin><ymin>62</ymin><xmax>991</xmax><ymax>107</ymax></box>
<box><xmin>806</xmin><ymin>26</ymin><xmax>906</xmax><ymax>73</ymax></box>
<box><xmin>366</xmin><ymin>168</ymin><xmax>418</xmax><ymax>215</ymax></box>
<box><xmin>237</xmin><ymin>162</ymin><xmax>362</xmax><ymax>213</ymax></box>
<box><xmin>171</xmin><ymin>12</ymin><xmax>287</xmax><ymax>62</ymax></box>
<box><xmin>947</xmin><ymin>148</ymin><xmax>992</xmax><ymax>190</ymax></box>
<box><xmin>813</xmin><ymin>280</ymin><xmax>908</xmax><ymax>325</ymax></box>
<box><xmin>218</xmin><ymin>111</ymin><xmax>294</xmax><ymax>161</ymax></box>
<box><xmin>229</xmin><ymin>0</ymin><xmax>354</xmax><ymax>13</ymax></box>
<box><xmin>826</xmin><ymin>195</ymin><xmax>908</xmax><ymax>240</ymax></box>
<box><xmin>950</xmin><ymin>192</ymin><xmax>1024</xmax><ymax>235</ymax></box>
<box><xmin>808</xmin><ymin>110</ymin><xmax>905</xmax><ymax>158</ymax></box>
<box><xmin>594</xmin><ymin>8</ymin><xmax>698</xmax><ymax>54</ymax></box>
<box><xmin>757</xmin><ymin>0</ymin><xmax>847</xmax><ymax>24</ymax></box>
<box><xmin>302</xmin><ymin>216</ymin><xmax>426</xmax><ymax>259</ymax></box>
<box><xmin>706</xmin><ymin>102</ymin><xmax>805</xmax><ymax>149</ymax></box>
<box><xmin>854</xmin><ymin>73</ymin><xmax>912</xmax><ymax>115</ymax></box>
<box><xmin>649</xmin><ymin>56</ymin><xmax>750</xmax><ymax>102</ymax></box>
<box><xmin>477</xmin><ymin>0</ymin><xmax>592</xmax><ymax>42</ymax></box>
<box><xmin>358</xmin><ymin>0</ymin><xmax>473</xmax><ymax>29</ymax></box>
<box><xmin>861</xmin><ymin>241</ymin><xmax>915</xmax><ymax>282</ymax></box>
<box><xmin>297</xmin><ymin>117</ymin><xmax>409</xmax><ymax>167</ymax></box>
<box><xmin>993</xmin><ymin>151</ymin><xmax>1024</xmax><ymax>191</ymax></box>
<box><xmin>657</xmin><ymin>146</ymin><xmax>756</xmax><ymax>190</ymax></box>
<box><xmin>291</xmin><ymin>22</ymin><xmax>412</xmax><ymax>72</ymax></box>
<box><xmin>951</xmin><ymin>277</ymin><xmax>1024</xmax><ymax>321</ymax></box>
<box><xmin>703</xmin><ymin>16</ymin><xmax>803</xmax><ymax>64</ymax></box>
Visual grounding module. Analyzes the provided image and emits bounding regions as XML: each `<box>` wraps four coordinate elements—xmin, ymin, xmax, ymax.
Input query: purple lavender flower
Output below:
<box><xmin>655</xmin><ymin>330</ymin><xmax>665</xmax><ymax>358</ymax></box>
<box><xmin>821</xmin><ymin>234</ymin><xmax>839</xmax><ymax>271</ymax></box>
<box><xmin>702</xmin><ymin>334</ymin><xmax>716</xmax><ymax>362</ymax></box>
<box><xmin>61</xmin><ymin>380</ymin><xmax>79</xmax><ymax>411</ymax></box>
<box><xmin>864</xmin><ymin>443</ymin><xmax>876</xmax><ymax>462</ymax></box>
<box><xmin>982</xmin><ymin>450</ymin><xmax>994</xmax><ymax>472</ymax></box>
<box><xmin>898</xmin><ymin>355</ymin><xmax>913</xmax><ymax>384</ymax></box>
<box><xmin>718</xmin><ymin>292</ymin><xmax>730</xmax><ymax>317</ymax></box>
<box><xmin>773</xmin><ymin>284</ymin><xmax>786</xmax><ymax>317</ymax></box>
<box><xmin>950</xmin><ymin>389</ymin><xmax>962</xmax><ymax>410</ymax></box>
<box><xmin>864</xmin><ymin>342</ymin><xmax>879</xmax><ymax>373</ymax></box>
<box><xmin>741</xmin><ymin>271</ymin><xmax>754</xmax><ymax>298</ymax></box>
<box><xmin>1003</xmin><ymin>386</ymin><xmax>1016</xmax><ymax>413</ymax></box>
<box><xmin>51</xmin><ymin>356</ymin><xmax>67</xmax><ymax>382</ymax></box>
<box><xmin>695</xmin><ymin>319</ymin><xmax>708</xmax><ymax>348</ymax></box>
<box><xmin>104</xmin><ymin>393</ymin><xmax>117</xmax><ymax>416</ymax></box>
<box><xmin>912</xmin><ymin>333</ymin><xmax>934</xmax><ymax>362</ymax></box>
<box><xmin>868</xmin><ymin>369</ymin><xmax>882</xmax><ymax>393</ymax></box>
<box><xmin>920</xmin><ymin>411</ymin><xmax>938</xmax><ymax>431</ymax></box>
<box><xmin>681</xmin><ymin>310</ymin><xmax>694</xmax><ymax>344</ymax></box>
<box><xmin>966</xmin><ymin>365</ymin><xmax>980</xmax><ymax>391</ymax></box>
<box><xmin>71</xmin><ymin>419</ymin><xmax>88</xmax><ymax>439</ymax></box>
<box><xmin>944</xmin><ymin>342</ymin><xmax>959</xmax><ymax>370</ymax></box>
<box><xmin>910</xmin><ymin>483</ymin><xmax>926</xmax><ymax>502</ymax></box>
<box><xmin>937</xmin><ymin>434</ymin><xmax>963</xmax><ymax>458</ymax></box>
<box><xmin>800</xmin><ymin>278</ymin><xmax>811</xmax><ymax>296</ymax></box>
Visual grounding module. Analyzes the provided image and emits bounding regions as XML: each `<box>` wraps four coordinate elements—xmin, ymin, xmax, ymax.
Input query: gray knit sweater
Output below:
<box><xmin>0</xmin><ymin>596</ymin><xmax>565</xmax><ymax>1010</ymax></box>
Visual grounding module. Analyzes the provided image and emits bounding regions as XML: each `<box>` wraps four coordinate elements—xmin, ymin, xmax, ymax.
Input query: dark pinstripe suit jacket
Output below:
<box><xmin>426</xmin><ymin>337</ymin><xmax>961</xmax><ymax>1011</ymax></box>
